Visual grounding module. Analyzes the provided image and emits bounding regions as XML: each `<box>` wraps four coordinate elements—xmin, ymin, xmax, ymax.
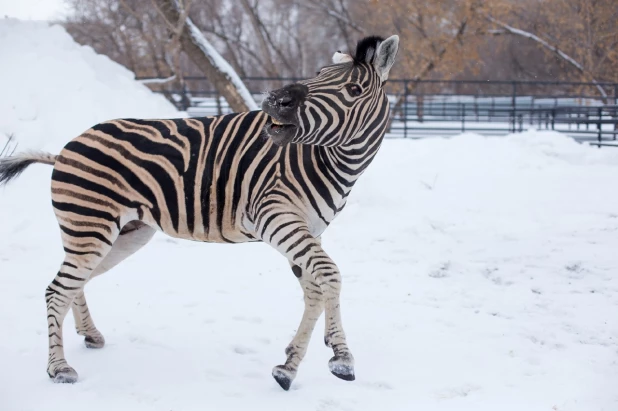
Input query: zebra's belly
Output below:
<box><xmin>165</xmin><ymin>228</ymin><xmax>255</xmax><ymax>244</ymax></box>
<box><xmin>141</xmin><ymin>207</ymin><xmax>257</xmax><ymax>244</ymax></box>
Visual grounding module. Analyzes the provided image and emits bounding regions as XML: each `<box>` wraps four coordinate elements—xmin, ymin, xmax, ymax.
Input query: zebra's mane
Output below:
<box><xmin>354</xmin><ymin>36</ymin><xmax>385</xmax><ymax>65</ymax></box>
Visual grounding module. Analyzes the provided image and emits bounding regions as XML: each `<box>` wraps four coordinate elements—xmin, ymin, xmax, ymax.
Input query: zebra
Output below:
<box><xmin>0</xmin><ymin>34</ymin><xmax>399</xmax><ymax>390</ymax></box>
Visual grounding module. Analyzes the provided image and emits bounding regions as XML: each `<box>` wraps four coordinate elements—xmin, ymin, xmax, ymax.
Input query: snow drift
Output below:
<box><xmin>0</xmin><ymin>18</ymin><xmax>177</xmax><ymax>153</ymax></box>
<box><xmin>0</xmin><ymin>18</ymin><xmax>617</xmax><ymax>411</ymax></box>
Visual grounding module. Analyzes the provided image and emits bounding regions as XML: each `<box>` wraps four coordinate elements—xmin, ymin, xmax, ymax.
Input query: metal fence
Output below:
<box><xmin>142</xmin><ymin>77</ymin><xmax>618</xmax><ymax>146</ymax></box>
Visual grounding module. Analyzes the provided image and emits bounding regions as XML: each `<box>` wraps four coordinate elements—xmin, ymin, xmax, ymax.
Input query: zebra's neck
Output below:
<box><xmin>321</xmin><ymin>101</ymin><xmax>390</xmax><ymax>187</ymax></box>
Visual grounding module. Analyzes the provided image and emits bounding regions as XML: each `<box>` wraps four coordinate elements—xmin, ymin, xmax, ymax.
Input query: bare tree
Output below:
<box><xmin>482</xmin><ymin>0</ymin><xmax>618</xmax><ymax>100</ymax></box>
<box><xmin>63</xmin><ymin>0</ymin><xmax>617</xmax><ymax>106</ymax></box>
<box><xmin>149</xmin><ymin>0</ymin><xmax>256</xmax><ymax>112</ymax></box>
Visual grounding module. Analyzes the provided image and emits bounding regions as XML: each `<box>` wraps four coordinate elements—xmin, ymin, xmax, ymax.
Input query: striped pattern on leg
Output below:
<box><xmin>272</xmin><ymin>261</ymin><xmax>325</xmax><ymax>390</ymax></box>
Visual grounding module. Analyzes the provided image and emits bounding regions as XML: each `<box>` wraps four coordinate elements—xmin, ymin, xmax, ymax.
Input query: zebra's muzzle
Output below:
<box><xmin>264</xmin><ymin>116</ymin><xmax>298</xmax><ymax>146</ymax></box>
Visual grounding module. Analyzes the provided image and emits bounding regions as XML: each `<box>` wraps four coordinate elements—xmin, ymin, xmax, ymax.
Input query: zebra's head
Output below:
<box><xmin>262</xmin><ymin>35</ymin><xmax>399</xmax><ymax>147</ymax></box>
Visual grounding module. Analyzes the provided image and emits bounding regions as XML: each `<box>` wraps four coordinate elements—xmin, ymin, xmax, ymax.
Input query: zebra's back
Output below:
<box><xmin>51</xmin><ymin>110</ymin><xmax>273</xmax><ymax>244</ymax></box>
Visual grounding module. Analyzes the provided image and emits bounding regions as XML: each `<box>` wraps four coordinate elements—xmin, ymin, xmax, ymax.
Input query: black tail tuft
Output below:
<box><xmin>0</xmin><ymin>157</ymin><xmax>37</xmax><ymax>186</ymax></box>
<box><xmin>0</xmin><ymin>152</ymin><xmax>57</xmax><ymax>186</ymax></box>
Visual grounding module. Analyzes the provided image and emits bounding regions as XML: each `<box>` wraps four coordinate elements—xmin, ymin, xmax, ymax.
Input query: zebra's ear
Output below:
<box><xmin>374</xmin><ymin>35</ymin><xmax>399</xmax><ymax>82</ymax></box>
<box><xmin>332</xmin><ymin>51</ymin><xmax>353</xmax><ymax>64</ymax></box>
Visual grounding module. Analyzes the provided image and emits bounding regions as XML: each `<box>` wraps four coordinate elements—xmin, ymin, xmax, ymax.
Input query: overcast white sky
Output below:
<box><xmin>0</xmin><ymin>0</ymin><xmax>69</xmax><ymax>21</ymax></box>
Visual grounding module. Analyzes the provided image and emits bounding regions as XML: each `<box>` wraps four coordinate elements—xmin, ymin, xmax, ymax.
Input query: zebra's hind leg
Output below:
<box><xmin>71</xmin><ymin>221</ymin><xmax>156</xmax><ymax>349</ymax></box>
<box><xmin>47</xmin><ymin>241</ymin><xmax>115</xmax><ymax>383</ymax></box>
<box><xmin>272</xmin><ymin>261</ymin><xmax>325</xmax><ymax>390</ymax></box>
<box><xmin>72</xmin><ymin>291</ymin><xmax>105</xmax><ymax>349</ymax></box>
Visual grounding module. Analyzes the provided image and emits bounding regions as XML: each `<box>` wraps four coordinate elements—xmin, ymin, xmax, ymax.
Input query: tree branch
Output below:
<box><xmin>152</xmin><ymin>0</ymin><xmax>257</xmax><ymax>112</ymax></box>
<box><xmin>239</xmin><ymin>0</ymin><xmax>278</xmax><ymax>77</ymax></box>
<box><xmin>486</xmin><ymin>15</ymin><xmax>608</xmax><ymax>99</ymax></box>
<box><xmin>138</xmin><ymin>75</ymin><xmax>178</xmax><ymax>84</ymax></box>
<box><xmin>295</xmin><ymin>1</ymin><xmax>363</xmax><ymax>34</ymax></box>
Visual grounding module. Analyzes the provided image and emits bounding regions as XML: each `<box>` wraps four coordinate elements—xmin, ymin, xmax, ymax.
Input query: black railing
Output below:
<box><xmin>141</xmin><ymin>77</ymin><xmax>618</xmax><ymax>146</ymax></box>
<box><xmin>387</xmin><ymin>104</ymin><xmax>618</xmax><ymax>146</ymax></box>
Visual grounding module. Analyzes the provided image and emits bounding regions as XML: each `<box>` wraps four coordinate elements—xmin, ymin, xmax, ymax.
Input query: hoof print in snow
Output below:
<box><xmin>564</xmin><ymin>262</ymin><xmax>587</xmax><ymax>279</ymax></box>
<box><xmin>232</xmin><ymin>345</ymin><xmax>257</xmax><ymax>355</ymax></box>
<box><xmin>272</xmin><ymin>365</ymin><xmax>295</xmax><ymax>391</ymax></box>
<box><xmin>436</xmin><ymin>384</ymin><xmax>480</xmax><ymax>399</ymax></box>
<box><xmin>429</xmin><ymin>261</ymin><xmax>450</xmax><ymax>278</ymax></box>
<box><xmin>565</xmin><ymin>262</ymin><xmax>583</xmax><ymax>272</ymax></box>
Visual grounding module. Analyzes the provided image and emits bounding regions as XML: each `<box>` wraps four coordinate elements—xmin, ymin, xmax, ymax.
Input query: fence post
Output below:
<box><xmin>462</xmin><ymin>103</ymin><xmax>466</xmax><ymax>132</ymax></box>
<box><xmin>511</xmin><ymin>81</ymin><xmax>517</xmax><ymax>133</ymax></box>
<box><xmin>597</xmin><ymin>107</ymin><xmax>602</xmax><ymax>146</ymax></box>
<box><xmin>518</xmin><ymin>114</ymin><xmax>523</xmax><ymax>132</ymax></box>
<box><xmin>181</xmin><ymin>82</ymin><xmax>189</xmax><ymax>111</ymax></box>
<box><xmin>614</xmin><ymin>106</ymin><xmax>618</xmax><ymax>141</ymax></box>
<box><xmin>613</xmin><ymin>84</ymin><xmax>618</xmax><ymax>144</ymax></box>
<box><xmin>403</xmin><ymin>81</ymin><xmax>409</xmax><ymax>139</ymax></box>
<box><xmin>215</xmin><ymin>90</ymin><xmax>222</xmax><ymax>116</ymax></box>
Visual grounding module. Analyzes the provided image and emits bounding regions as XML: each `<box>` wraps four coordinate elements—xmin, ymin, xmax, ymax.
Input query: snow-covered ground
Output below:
<box><xmin>2</xmin><ymin>131</ymin><xmax>618</xmax><ymax>411</ymax></box>
<box><xmin>1</xmin><ymin>18</ymin><xmax>618</xmax><ymax>411</ymax></box>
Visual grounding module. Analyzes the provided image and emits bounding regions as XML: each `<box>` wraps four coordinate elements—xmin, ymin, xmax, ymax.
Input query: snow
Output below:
<box><xmin>1</xmin><ymin>18</ymin><xmax>618</xmax><ymax>411</ymax></box>
<box><xmin>2</xmin><ymin>128</ymin><xmax>618</xmax><ymax>409</ymax></box>
<box><xmin>0</xmin><ymin>0</ymin><xmax>69</xmax><ymax>21</ymax></box>
<box><xmin>0</xmin><ymin>18</ymin><xmax>178</xmax><ymax>153</ymax></box>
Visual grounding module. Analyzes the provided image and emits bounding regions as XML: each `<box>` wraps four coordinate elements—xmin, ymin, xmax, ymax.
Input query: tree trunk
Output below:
<box><xmin>154</xmin><ymin>0</ymin><xmax>258</xmax><ymax>113</ymax></box>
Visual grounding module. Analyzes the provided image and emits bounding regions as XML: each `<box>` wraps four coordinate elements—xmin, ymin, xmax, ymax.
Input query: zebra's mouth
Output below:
<box><xmin>264</xmin><ymin>116</ymin><xmax>298</xmax><ymax>146</ymax></box>
<box><xmin>268</xmin><ymin>118</ymin><xmax>295</xmax><ymax>132</ymax></box>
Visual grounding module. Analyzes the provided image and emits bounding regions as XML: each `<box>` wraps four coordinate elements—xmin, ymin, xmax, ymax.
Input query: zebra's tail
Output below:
<box><xmin>0</xmin><ymin>151</ymin><xmax>58</xmax><ymax>186</ymax></box>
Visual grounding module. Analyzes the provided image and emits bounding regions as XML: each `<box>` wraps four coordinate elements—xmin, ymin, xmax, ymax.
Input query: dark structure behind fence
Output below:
<box><xmin>140</xmin><ymin>77</ymin><xmax>618</xmax><ymax>146</ymax></box>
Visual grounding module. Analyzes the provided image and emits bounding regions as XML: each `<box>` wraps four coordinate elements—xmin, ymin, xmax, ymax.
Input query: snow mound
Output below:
<box><xmin>352</xmin><ymin>131</ymin><xmax>618</xmax><ymax>211</ymax></box>
<box><xmin>506</xmin><ymin>130</ymin><xmax>618</xmax><ymax>165</ymax></box>
<box><xmin>0</xmin><ymin>18</ymin><xmax>177</xmax><ymax>153</ymax></box>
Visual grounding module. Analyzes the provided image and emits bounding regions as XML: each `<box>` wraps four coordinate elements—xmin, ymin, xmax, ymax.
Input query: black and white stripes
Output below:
<box><xmin>0</xmin><ymin>34</ymin><xmax>399</xmax><ymax>390</ymax></box>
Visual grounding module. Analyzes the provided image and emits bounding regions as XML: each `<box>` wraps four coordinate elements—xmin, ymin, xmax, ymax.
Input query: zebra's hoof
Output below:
<box><xmin>272</xmin><ymin>365</ymin><xmax>296</xmax><ymax>391</ymax></box>
<box><xmin>328</xmin><ymin>355</ymin><xmax>355</xmax><ymax>381</ymax></box>
<box><xmin>84</xmin><ymin>334</ymin><xmax>105</xmax><ymax>349</ymax></box>
<box><xmin>51</xmin><ymin>367</ymin><xmax>78</xmax><ymax>384</ymax></box>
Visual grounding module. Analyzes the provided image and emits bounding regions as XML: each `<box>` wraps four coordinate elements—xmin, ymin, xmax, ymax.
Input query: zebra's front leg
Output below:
<box><xmin>272</xmin><ymin>262</ymin><xmax>325</xmax><ymax>390</ymax></box>
<box><xmin>260</xmin><ymin>219</ymin><xmax>354</xmax><ymax>388</ymax></box>
<box><xmin>315</xmin><ymin>260</ymin><xmax>355</xmax><ymax>382</ymax></box>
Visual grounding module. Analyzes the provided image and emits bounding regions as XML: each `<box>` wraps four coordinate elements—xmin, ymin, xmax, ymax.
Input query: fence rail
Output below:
<box><xmin>141</xmin><ymin>77</ymin><xmax>618</xmax><ymax>146</ymax></box>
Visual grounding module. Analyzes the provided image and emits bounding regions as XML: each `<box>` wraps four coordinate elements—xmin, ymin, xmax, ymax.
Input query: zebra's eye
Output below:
<box><xmin>346</xmin><ymin>84</ymin><xmax>362</xmax><ymax>97</ymax></box>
